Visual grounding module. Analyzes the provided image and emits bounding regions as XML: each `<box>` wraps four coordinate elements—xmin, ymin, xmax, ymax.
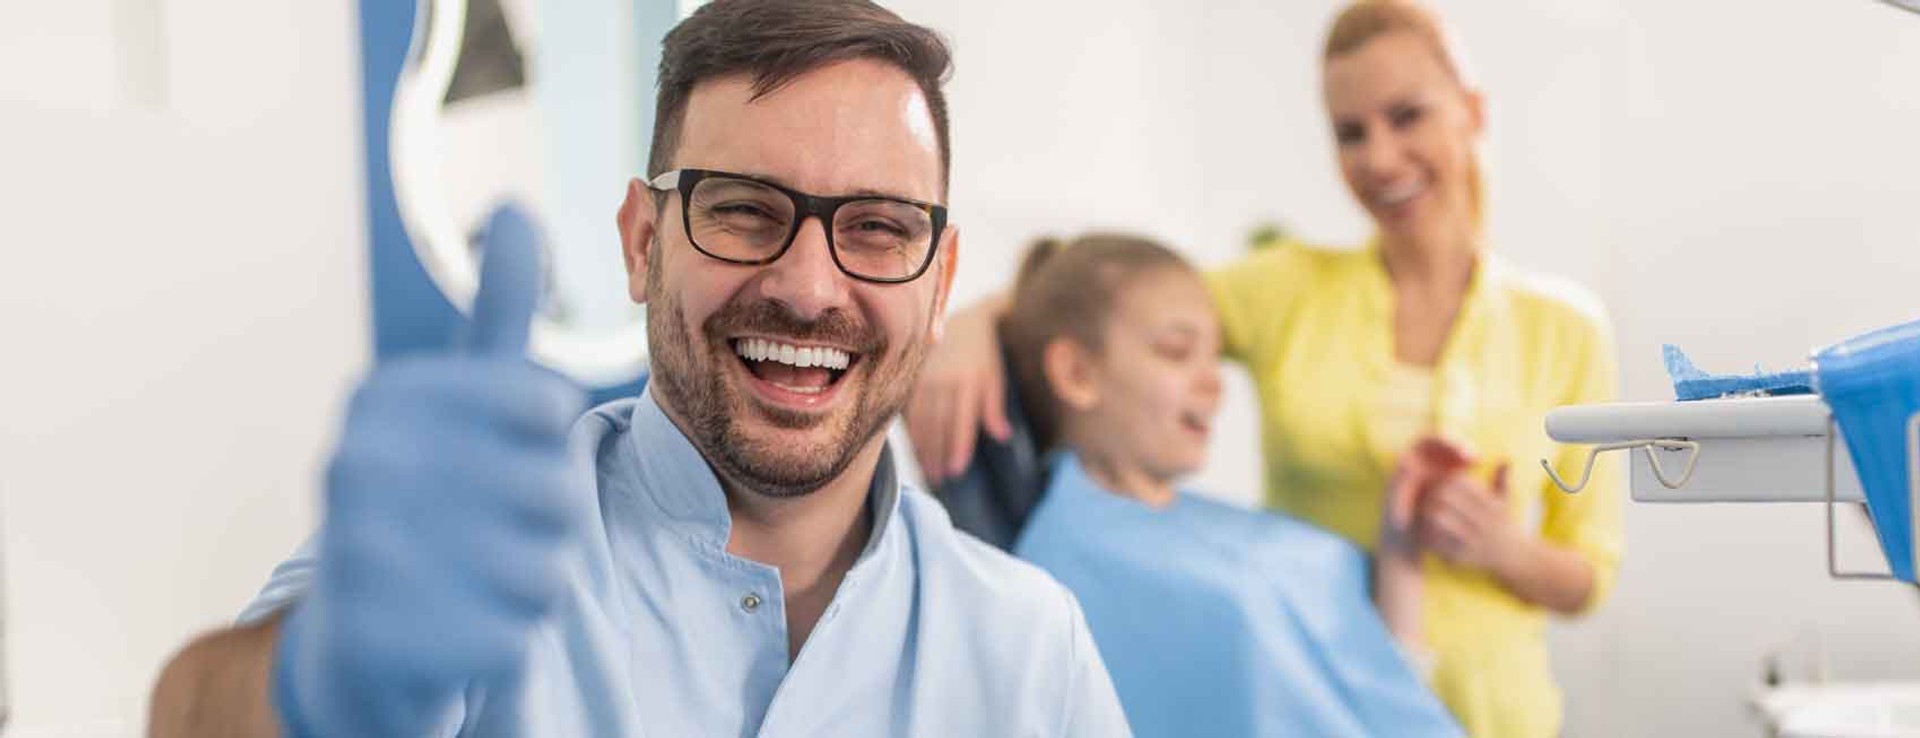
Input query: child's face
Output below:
<box><xmin>1076</xmin><ymin>269</ymin><xmax>1223</xmax><ymax>479</ymax></box>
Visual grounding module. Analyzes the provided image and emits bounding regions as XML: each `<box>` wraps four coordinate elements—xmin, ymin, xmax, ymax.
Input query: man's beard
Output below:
<box><xmin>646</xmin><ymin>267</ymin><xmax>926</xmax><ymax>499</ymax></box>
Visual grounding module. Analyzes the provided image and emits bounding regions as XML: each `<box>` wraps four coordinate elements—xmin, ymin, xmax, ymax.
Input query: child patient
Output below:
<box><xmin>1003</xmin><ymin>234</ymin><xmax>1463</xmax><ymax>737</ymax></box>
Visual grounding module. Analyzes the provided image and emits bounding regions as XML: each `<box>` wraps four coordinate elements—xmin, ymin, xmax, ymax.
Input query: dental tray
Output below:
<box><xmin>1543</xmin><ymin>395</ymin><xmax>1863</xmax><ymax>503</ymax></box>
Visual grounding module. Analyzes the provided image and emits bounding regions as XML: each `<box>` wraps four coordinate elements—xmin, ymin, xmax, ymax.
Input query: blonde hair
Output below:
<box><xmin>999</xmin><ymin>234</ymin><xmax>1196</xmax><ymax>448</ymax></box>
<box><xmin>1323</xmin><ymin>0</ymin><xmax>1485</xmax><ymax>235</ymax></box>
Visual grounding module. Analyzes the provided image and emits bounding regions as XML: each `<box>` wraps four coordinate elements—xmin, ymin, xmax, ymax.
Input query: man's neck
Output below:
<box><xmin>645</xmin><ymin>385</ymin><xmax>887</xmax><ymax>659</ymax></box>
<box><xmin>720</xmin><ymin>436</ymin><xmax>881</xmax><ymax>575</ymax></box>
<box><xmin>722</xmin><ymin>437</ymin><xmax>885</xmax><ymax>660</ymax></box>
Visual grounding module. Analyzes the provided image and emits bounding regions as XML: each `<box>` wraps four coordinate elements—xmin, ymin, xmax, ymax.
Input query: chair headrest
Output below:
<box><xmin>930</xmin><ymin>346</ymin><xmax>1048</xmax><ymax>551</ymax></box>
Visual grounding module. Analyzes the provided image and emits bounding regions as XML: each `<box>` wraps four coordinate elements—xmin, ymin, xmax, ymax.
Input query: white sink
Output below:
<box><xmin>1754</xmin><ymin>683</ymin><xmax>1920</xmax><ymax>737</ymax></box>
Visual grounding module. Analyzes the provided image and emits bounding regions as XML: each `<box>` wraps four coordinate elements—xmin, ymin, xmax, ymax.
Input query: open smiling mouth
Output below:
<box><xmin>728</xmin><ymin>337</ymin><xmax>864</xmax><ymax>407</ymax></box>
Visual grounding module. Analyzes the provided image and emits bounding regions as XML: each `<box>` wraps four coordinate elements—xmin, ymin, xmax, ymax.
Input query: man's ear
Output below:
<box><xmin>927</xmin><ymin>223</ymin><xmax>960</xmax><ymax>343</ymax></box>
<box><xmin>1042</xmin><ymin>337</ymin><xmax>1100</xmax><ymax>412</ymax></box>
<box><xmin>617</xmin><ymin>178</ymin><xmax>659</xmax><ymax>304</ymax></box>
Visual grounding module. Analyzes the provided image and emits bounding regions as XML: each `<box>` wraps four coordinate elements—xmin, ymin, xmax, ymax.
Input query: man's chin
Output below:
<box><xmin>729</xmin><ymin>416</ymin><xmax>845</xmax><ymax>461</ymax></box>
<box><xmin>740</xmin><ymin>394</ymin><xmax>840</xmax><ymax>431</ymax></box>
<box><xmin>719</xmin><ymin>442</ymin><xmax>851</xmax><ymax>499</ymax></box>
<box><xmin>706</xmin><ymin>405</ymin><xmax>852</xmax><ymax>492</ymax></box>
<box><xmin>690</xmin><ymin>354</ymin><xmax>908</xmax><ymax>499</ymax></box>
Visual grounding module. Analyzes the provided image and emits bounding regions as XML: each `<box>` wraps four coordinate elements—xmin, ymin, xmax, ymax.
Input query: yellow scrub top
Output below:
<box><xmin>1207</xmin><ymin>239</ymin><xmax>1622</xmax><ymax>738</ymax></box>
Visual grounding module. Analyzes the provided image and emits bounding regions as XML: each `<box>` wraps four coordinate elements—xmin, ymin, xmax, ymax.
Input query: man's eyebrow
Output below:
<box><xmin>846</xmin><ymin>187</ymin><xmax>925</xmax><ymax>201</ymax></box>
<box><xmin>736</xmin><ymin>170</ymin><xmax>929</xmax><ymax>203</ymax></box>
<box><xmin>731</xmin><ymin>169</ymin><xmax>792</xmax><ymax>188</ymax></box>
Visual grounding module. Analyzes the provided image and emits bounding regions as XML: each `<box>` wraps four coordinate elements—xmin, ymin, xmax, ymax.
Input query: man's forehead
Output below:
<box><xmin>672</xmin><ymin>59</ymin><xmax>945</xmax><ymax>203</ymax></box>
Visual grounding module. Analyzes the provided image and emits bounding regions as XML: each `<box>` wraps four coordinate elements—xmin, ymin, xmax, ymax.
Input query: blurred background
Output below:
<box><xmin>2</xmin><ymin>0</ymin><xmax>1918</xmax><ymax>735</ymax></box>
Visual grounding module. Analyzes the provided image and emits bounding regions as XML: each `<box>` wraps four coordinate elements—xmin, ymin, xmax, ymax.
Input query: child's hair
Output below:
<box><xmin>999</xmin><ymin>233</ymin><xmax>1198</xmax><ymax>448</ymax></box>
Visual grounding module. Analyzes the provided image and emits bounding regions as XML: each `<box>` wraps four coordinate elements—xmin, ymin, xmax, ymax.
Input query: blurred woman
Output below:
<box><xmin>907</xmin><ymin>3</ymin><xmax>1621</xmax><ymax>735</ymax></box>
<box><xmin>1002</xmin><ymin>233</ymin><xmax>1460</xmax><ymax>737</ymax></box>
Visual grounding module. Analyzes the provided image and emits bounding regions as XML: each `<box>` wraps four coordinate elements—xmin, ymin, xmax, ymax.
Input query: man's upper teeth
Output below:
<box><xmin>736</xmin><ymin>338</ymin><xmax>851</xmax><ymax>370</ymax></box>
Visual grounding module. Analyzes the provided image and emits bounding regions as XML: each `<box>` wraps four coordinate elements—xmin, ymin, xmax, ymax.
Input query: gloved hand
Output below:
<box><xmin>274</xmin><ymin>205</ymin><xmax>589</xmax><ymax>737</ymax></box>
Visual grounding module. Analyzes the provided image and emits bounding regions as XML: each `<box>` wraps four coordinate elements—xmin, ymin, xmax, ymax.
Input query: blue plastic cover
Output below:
<box><xmin>1814</xmin><ymin>319</ymin><xmax>1920</xmax><ymax>582</ymax></box>
<box><xmin>1663</xmin><ymin>344</ymin><xmax>1814</xmax><ymax>401</ymax></box>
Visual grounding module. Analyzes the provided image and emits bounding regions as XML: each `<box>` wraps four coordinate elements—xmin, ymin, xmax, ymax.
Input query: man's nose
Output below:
<box><xmin>755</xmin><ymin>216</ymin><xmax>854</xmax><ymax>320</ymax></box>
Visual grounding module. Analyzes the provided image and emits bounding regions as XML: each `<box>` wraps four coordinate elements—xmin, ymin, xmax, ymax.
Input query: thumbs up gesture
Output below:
<box><xmin>275</xmin><ymin>205</ymin><xmax>589</xmax><ymax>737</ymax></box>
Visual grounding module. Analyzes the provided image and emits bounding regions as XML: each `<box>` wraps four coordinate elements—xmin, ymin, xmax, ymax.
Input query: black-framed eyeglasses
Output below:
<box><xmin>646</xmin><ymin>168</ymin><xmax>948</xmax><ymax>284</ymax></box>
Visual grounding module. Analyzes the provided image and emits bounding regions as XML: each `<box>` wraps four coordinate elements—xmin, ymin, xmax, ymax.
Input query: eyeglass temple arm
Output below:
<box><xmin>645</xmin><ymin>170</ymin><xmax>681</xmax><ymax>190</ymax></box>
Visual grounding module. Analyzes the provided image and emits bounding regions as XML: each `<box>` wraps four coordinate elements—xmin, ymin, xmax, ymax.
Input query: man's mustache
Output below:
<box><xmin>702</xmin><ymin>298</ymin><xmax>884</xmax><ymax>356</ymax></box>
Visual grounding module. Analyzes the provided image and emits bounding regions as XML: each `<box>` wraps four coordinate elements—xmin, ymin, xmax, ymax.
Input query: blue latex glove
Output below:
<box><xmin>274</xmin><ymin>205</ymin><xmax>589</xmax><ymax>736</ymax></box>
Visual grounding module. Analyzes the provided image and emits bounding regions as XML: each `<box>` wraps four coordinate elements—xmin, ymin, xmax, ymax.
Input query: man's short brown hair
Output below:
<box><xmin>649</xmin><ymin>0</ymin><xmax>954</xmax><ymax>191</ymax></box>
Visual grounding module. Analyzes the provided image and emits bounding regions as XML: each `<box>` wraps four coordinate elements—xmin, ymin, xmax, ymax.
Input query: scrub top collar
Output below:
<box><xmin>621</xmin><ymin>384</ymin><xmax>902</xmax><ymax>569</ymax></box>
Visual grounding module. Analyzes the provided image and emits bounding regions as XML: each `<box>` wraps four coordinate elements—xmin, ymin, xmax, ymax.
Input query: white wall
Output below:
<box><xmin>0</xmin><ymin>1</ymin><xmax>362</xmax><ymax>733</ymax></box>
<box><xmin>5</xmin><ymin>0</ymin><xmax>1920</xmax><ymax>735</ymax></box>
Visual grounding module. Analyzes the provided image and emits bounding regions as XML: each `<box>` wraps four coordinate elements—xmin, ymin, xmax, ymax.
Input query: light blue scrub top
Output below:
<box><xmin>1014</xmin><ymin>453</ymin><xmax>1461</xmax><ymax>738</ymax></box>
<box><xmin>240</xmin><ymin>389</ymin><xmax>1129</xmax><ymax>737</ymax></box>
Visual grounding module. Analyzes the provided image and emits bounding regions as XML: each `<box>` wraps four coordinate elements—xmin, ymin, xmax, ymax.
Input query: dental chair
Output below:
<box><xmin>930</xmin><ymin>347</ymin><xmax>1049</xmax><ymax>551</ymax></box>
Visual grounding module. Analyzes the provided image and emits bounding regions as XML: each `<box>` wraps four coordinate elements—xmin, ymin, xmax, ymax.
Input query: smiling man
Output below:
<box><xmin>147</xmin><ymin>1</ymin><xmax>1126</xmax><ymax>735</ymax></box>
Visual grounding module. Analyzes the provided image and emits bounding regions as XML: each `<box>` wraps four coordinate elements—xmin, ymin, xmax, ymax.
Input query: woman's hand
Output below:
<box><xmin>1416</xmin><ymin>463</ymin><xmax>1522</xmax><ymax>574</ymax></box>
<box><xmin>1383</xmin><ymin>437</ymin><xmax>1474</xmax><ymax>551</ymax></box>
<box><xmin>903</xmin><ymin>293</ymin><xmax>1013</xmax><ymax>485</ymax></box>
<box><xmin>1396</xmin><ymin>437</ymin><xmax>1600</xmax><ymax>614</ymax></box>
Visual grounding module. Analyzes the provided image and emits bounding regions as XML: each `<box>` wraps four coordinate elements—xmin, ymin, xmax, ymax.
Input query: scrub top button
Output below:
<box><xmin>741</xmin><ymin>593</ymin><xmax>762</xmax><ymax>613</ymax></box>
